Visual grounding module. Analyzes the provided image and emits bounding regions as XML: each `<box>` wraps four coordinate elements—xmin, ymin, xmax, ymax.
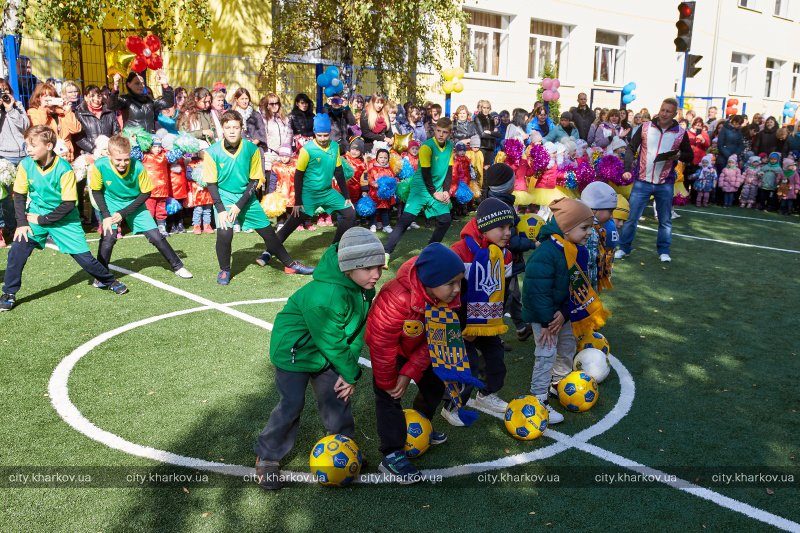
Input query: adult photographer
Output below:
<box><xmin>0</xmin><ymin>79</ymin><xmax>31</xmax><ymax>244</ymax></box>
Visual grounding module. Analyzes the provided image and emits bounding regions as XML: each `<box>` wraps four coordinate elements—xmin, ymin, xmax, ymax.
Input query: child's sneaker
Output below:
<box><xmin>378</xmin><ymin>451</ymin><xmax>421</xmax><ymax>485</ymax></box>
<box><xmin>174</xmin><ymin>267</ymin><xmax>193</xmax><ymax>279</ymax></box>
<box><xmin>92</xmin><ymin>279</ymin><xmax>108</xmax><ymax>290</ymax></box>
<box><xmin>440</xmin><ymin>405</ymin><xmax>465</xmax><ymax>427</ymax></box>
<box><xmin>549</xmin><ymin>381</ymin><xmax>560</xmax><ymax>398</ymax></box>
<box><xmin>174</xmin><ymin>221</ymin><xmax>186</xmax><ymax>234</ymax></box>
<box><xmin>473</xmin><ymin>392</ymin><xmax>508</xmax><ymax>413</ymax></box>
<box><xmin>538</xmin><ymin>395</ymin><xmax>564</xmax><ymax>424</ymax></box>
<box><xmin>284</xmin><ymin>262</ymin><xmax>314</xmax><ymax>275</ymax></box>
<box><xmin>296</xmin><ymin>225</ymin><xmax>306</xmax><ymax>232</ymax></box>
<box><xmin>254</xmin><ymin>457</ymin><xmax>282</xmax><ymax>490</ymax></box>
<box><xmin>108</xmin><ymin>281</ymin><xmax>129</xmax><ymax>295</ymax></box>
<box><xmin>305</xmin><ymin>224</ymin><xmax>317</xmax><ymax>231</ymax></box>
<box><xmin>192</xmin><ymin>224</ymin><xmax>202</xmax><ymax>235</ymax></box>
<box><xmin>217</xmin><ymin>270</ymin><xmax>231</xmax><ymax>285</ymax></box>
<box><xmin>233</xmin><ymin>224</ymin><xmax>241</xmax><ymax>233</ymax></box>
<box><xmin>614</xmin><ymin>249</ymin><xmax>628</xmax><ymax>259</ymax></box>
<box><xmin>516</xmin><ymin>324</ymin><xmax>533</xmax><ymax>341</ymax></box>
<box><xmin>255</xmin><ymin>251</ymin><xmax>272</xmax><ymax>267</ymax></box>
<box><xmin>0</xmin><ymin>293</ymin><xmax>16</xmax><ymax>311</ymax></box>
<box><xmin>430</xmin><ymin>430</ymin><xmax>448</xmax><ymax>445</ymax></box>
<box><xmin>369</xmin><ymin>224</ymin><xmax>377</xmax><ymax>233</ymax></box>
<box><xmin>382</xmin><ymin>225</ymin><xmax>393</xmax><ymax>234</ymax></box>
<box><xmin>409</xmin><ymin>221</ymin><xmax>420</xmax><ymax>229</ymax></box>
<box><xmin>158</xmin><ymin>223</ymin><xmax>169</xmax><ymax>238</ymax></box>
<box><xmin>203</xmin><ymin>224</ymin><xmax>214</xmax><ymax>234</ymax></box>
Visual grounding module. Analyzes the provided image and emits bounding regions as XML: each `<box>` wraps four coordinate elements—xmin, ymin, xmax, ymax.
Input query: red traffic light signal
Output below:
<box><xmin>675</xmin><ymin>1</ymin><xmax>697</xmax><ymax>53</ymax></box>
<box><xmin>679</xmin><ymin>2</ymin><xmax>694</xmax><ymax>17</ymax></box>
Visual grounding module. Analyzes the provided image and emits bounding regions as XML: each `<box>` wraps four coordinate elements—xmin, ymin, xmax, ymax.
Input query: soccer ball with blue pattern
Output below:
<box><xmin>503</xmin><ymin>395</ymin><xmax>549</xmax><ymax>440</ymax></box>
<box><xmin>403</xmin><ymin>409</ymin><xmax>432</xmax><ymax>458</ymax></box>
<box><xmin>557</xmin><ymin>371</ymin><xmax>599</xmax><ymax>412</ymax></box>
<box><xmin>577</xmin><ymin>332</ymin><xmax>610</xmax><ymax>355</ymax></box>
<box><xmin>309</xmin><ymin>434</ymin><xmax>362</xmax><ymax>487</ymax></box>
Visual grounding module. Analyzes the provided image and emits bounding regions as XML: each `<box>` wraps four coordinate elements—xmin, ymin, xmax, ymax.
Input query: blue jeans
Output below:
<box><xmin>619</xmin><ymin>180</ymin><xmax>674</xmax><ymax>255</ymax></box>
<box><xmin>723</xmin><ymin>191</ymin><xmax>735</xmax><ymax>207</ymax></box>
<box><xmin>192</xmin><ymin>205</ymin><xmax>212</xmax><ymax>225</ymax></box>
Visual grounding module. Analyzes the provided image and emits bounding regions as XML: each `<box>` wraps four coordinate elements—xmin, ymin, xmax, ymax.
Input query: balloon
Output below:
<box><xmin>784</xmin><ymin>102</ymin><xmax>793</xmax><ymax>109</ymax></box>
<box><xmin>454</xmin><ymin>67</ymin><xmax>465</xmax><ymax>78</ymax></box>
<box><xmin>552</xmin><ymin>90</ymin><xmax>561</xmax><ymax>101</ymax></box>
<box><xmin>330</xmin><ymin>77</ymin><xmax>340</xmax><ymax>87</ymax></box>
<box><xmin>443</xmin><ymin>80</ymin><xmax>455</xmax><ymax>94</ymax></box>
<box><xmin>324</xmin><ymin>85</ymin><xmax>338</xmax><ymax>97</ymax></box>
<box><xmin>130</xmin><ymin>56</ymin><xmax>147</xmax><ymax>73</ymax></box>
<box><xmin>443</xmin><ymin>68</ymin><xmax>455</xmax><ymax>81</ymax></box>
<box><xmin>551</xmin><ymin>79</ymin><xmax>561</xmax><ymax>89</ymax></box>
<box><xmin>453</xmin><ymin>80</ymin><xmax>464</xmax><ymax>93</ymax></box>
<box><xmin>728</xmin><ymin>98</ymin><xmax>739</xmax><ymax>105</ymax></box>
<box><xmin>622</xmin><ymin>94</ymin><xmax>636</xmax><ymax>105</ymax></box>
<box><xmin>316</xmin><ymin>73</ymin><xmax>331</xmax><ymax>87</ymax></box>
<box><xmin>146</xmin><ymin>54</ymin><xmax>163</xmax><ymax>70</ymax></box>
<box><xmin>542</xmin><ymin>89</ymin><xmax>553</xmax><ymax>102</ymax></box>
<box><xmin>144</xmin><ymin>34</ymin><xmax>161</xmax><ymax>52</ymax></box>
<box><xmin>105</xmin><ymin>50</ymin><xmax>136</xmax><ymax>78</ymax></box>
<box><xmin>785</xmin><ymin>109</ymin><xmax>795</xmax><ymax>118</ymax></box>
<box><xmin>542</xmin><ymin>77</ymin><xmax>553</xmax><ymax>90</ymax></box>
<box><xmin>126</xmin><ymin>36</ymin><xmax>145</xmax><ymax>55</ymax></box>
<box><xmin>325</xmin><ymin>65</ymin><xmax>340</xmax><ymax>79</ymax></box>
<box><xmin>392</xmin><ymin>132</ymin><xmax>412</xmax><ymax>153</ymax></box>
<box><xmin>629</xmin><ymin>82</ymin><xmax>637</xmax><ymax>91</ymax></box>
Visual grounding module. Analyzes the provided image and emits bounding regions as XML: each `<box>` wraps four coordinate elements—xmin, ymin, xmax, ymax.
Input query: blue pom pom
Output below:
<box><xmin>130</xmin><ymin>146</ymin><xmax>144</xmax><ymax>161</ymax></box>
<box><xmin>165</xmin><ymin>197</ymin><xmax>182</xmax><ymax>215</ymax></box>
<box><xmin>355</xmin><ymin>196</ymin><xmax>376</xmax><ymax>217</ymax></box>
<box><xmin>398</xmin><ymin>158</ymin><xmax>415</xmax><ymax>179</ymax></box>
<box><xmin>454</xmin><ymin>181</ymin><xmax>473</xmax><ymax>204</ymax></box>
<box><xmin>376</xmin><ymin>176</ymin><xmax>397</xmax><ymax>200</ymax></box>
<box><xmin>166</xmin><ymin>149</ymin><xmax>183</xmax><ymax>164</ymax></box>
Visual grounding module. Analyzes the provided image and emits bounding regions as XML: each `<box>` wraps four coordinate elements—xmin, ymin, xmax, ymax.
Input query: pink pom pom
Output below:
<box><xmin>596</xmin><ymin>155</ymin><xmax>627</xmax><ymax>185</ymax></box>
<box><xmin>529</xmin><ymin>144</ymin><xmax>550</xmax><ymax>173</ymax></box>
<box><xmin>575</xmin><ymin>159</ymin><xmax>597</xmax><ymax>190</ymax></box>
<box><xmin>504</xmin><ymin>138</ymin><xmax>524</xmax><ymax>166</ymax></box>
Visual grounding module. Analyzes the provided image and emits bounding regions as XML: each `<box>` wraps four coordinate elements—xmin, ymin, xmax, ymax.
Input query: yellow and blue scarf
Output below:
<box><xmin>463</xmin><ymin>236</ymin><xmax>509</xmax><ymax>337</ymax></box>
<box><xmin>425</xmin><ymin>304</ymin><xmax>484</xmax><ymax>426</ymax></box>
<box><xmin>551</xmin><ymin>234</ymin><xmax>611</xmax><ymax>338</ymax></box>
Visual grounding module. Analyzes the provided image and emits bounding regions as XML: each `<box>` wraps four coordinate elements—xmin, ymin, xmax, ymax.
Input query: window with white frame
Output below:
<box><xmin>593</xmin><ymin>31</ymin><xmax>627</xmax><ymax>85</ymax></box>
<box><xmin>774</xmin><ymin>0</ymin><xmax>790</xmax><ymax>16</ymax></box>
<box><xmin>528</xmin><ymin>20</ymin><xmax>571</xmax><ymax>80</ymax></box>
<box><xmin>738</xmin><ymin>0</ymin><xmax>761</xmax><ymax>9</ymax></box>
<box><xmin>792</xmin><ymin>63</ymin><xmax>800</xmax><ymax>99</ymax></box>
<box><xmin>765</xmin><ymin>58</ymin><xmax>784</xmax><ymax>98</ymax></box>
<box><xmin>730</xmin><ymin>52</ymin><xmax>751</xmax><ymax>94</ymax></box>
<box><xmin>461</xmin><ymin>9</ymin><xmax>510</xmax><ymax>78</ymax></box>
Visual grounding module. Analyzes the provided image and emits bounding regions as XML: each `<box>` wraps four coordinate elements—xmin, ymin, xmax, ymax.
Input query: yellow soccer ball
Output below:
<box><xmin>309</xmin><ymin>434</ymin><xmax>362</xmax><ymax>487</ymax></box>
<box><xmin>517</xmin><ymin>213</ymin><xmax>545</xmax><ymax>241</ymax></box>
<box><xmin>577</xmin><ymin>331</ymin><xmax>610</xmax><ymax>355</ymax></box>
<box><xmin>557</xmin><ymin>371</ymin><xmax>599</xmax><ymax>413</ymax></box>
<box><xmin>503</xmin><ymin>395</ymin><xmax>549</xmax><ymax>440</ymax></box>
<box><xmin>403</xmin><ymin>409</ymin><xmax>432</xmax><ymax>458</ymax></box>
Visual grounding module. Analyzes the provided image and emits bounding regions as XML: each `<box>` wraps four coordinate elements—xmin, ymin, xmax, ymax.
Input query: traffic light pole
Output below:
<box><xmin>679</xmin><ymin>51</ymin><xmax>689</xmax><ymax>110</ymax></box>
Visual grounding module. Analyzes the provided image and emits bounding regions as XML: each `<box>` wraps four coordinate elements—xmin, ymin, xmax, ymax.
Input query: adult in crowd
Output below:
<box><xmin>587</xmin><ymin>109</ymin><xmax>607</xmax><ymax>145</ymax></box>
<box><xmin>248</xmin><ymin>93</ymin><xmax>291</xmax><ymax>172</ymax></box>
<box><xmin>398</xmin><ymin>103</ymin><xmax>427</xmax><ymax>144</ymax></box>
<box><xmin>753</xmin><ymin>116</ymin><xmax>779</xmax><ymax>155</ymax></box>
<box><xmin>109</xmin><ymin>70</ymin><xmax>175</xmax><ymax>132</ymax></box>
<box><xmin>73</xmin><ymin>85</ymin><xmax>120</xmax><ymax>156</ymax></box>
<box><xmin>526</xmin><ymin>105</ymin><xmax>554</xmax><ymax>138</ymax></box>
<box><xmin>543</xmin><ymin>111</ymin><xmax>579</xmax><ymax>143</ymax></box>
<box><xmin>177</xmin><ymin>87</ymin><xmax>218</xmax><ymax>143</ymax></box>
<box><xmin>617</xmin><ymin>97</ymin><xmax>692</xmax><ymax>263</ymax></box>
<box><xmin>287</xmin><ymin>93</ymin><xmax>315</xmax><ymax>150</ymax></box>
<box><xmin>26</xmin><ymin>82</ymin><xmax>82</xmax><ymax>162</ymax></box>
<box><xmin>775</xmin><ymin>127</ymin><xmax>789</xmax><ymax>158</ymax></box>
<box><xmin>350</xmin><ymin>94</ymin><xmax>365</xmax><ymax>125</ymax></box>
<box><xmin>230</xmin><ymin>88</ymin><xmax>254</xmax><ymax>138</ymax></box>
<box><xmin>212</xmin><ymin>82</ymin><xmax>231</xmax><ymax>110</ymax></box>
<box><xmin>786</xmin><ymin>125</ymin><xmax>800</xmax><ymax>156</ymax></box>
<box><xmin>569</xmin><ymin>92</ymin><xmax>595</xmax><ymax>141</ymax></box>
<box><xmin>0</xmin><ymin>78</ymin><xmax>30</xmax><ymax>240</ymax></box>
<box><xmin>474</xmin><ymin>99</ymin><xmax>500</xmax><ymax>165</ymax></box>
<box><xmin>452</xmin><ymin>104</ymin><xmax>478</xmax><ymax>145</ymax></box>
<box><xmin>497</xmin><ymin>110</ymin><xmax>510</xmax><ymax>141</ymax></box>
<box><xmin>174</xmin><ymin>87</ymin><xmax>188</xmax><ymax>110</ymax></box>
<box><xmin>15</xmin><ymin>56</ymin><xmax>39</xmax><ymax>110</ymax></box>
<box><xmin>325</xmin><ymin>95</ymin><xmax>357</xmax><ymax>154</ymax></box>
<box><xmin>61</xmin><ymin>81</ymin><xmax>82</xmax><ymax>113</ymax></box>
<box><xmin>505</xmin><ymin>108</ymin><xmax>529</xmax><ymax>142</ymax></box>
<box><xmin>424</xmin><ymin>102</ymin><xmax>442</xmax><ymax>139</ymax></box>
<box><xmin>590</xmin><ymin>108</ymin><xmax>622</xmax><ymax>148</ymax></box>
<box><xmin>706</xmin><ymin>106</ymin><xmax>719</xmax><ymax>133</ymax></box>
<box><xmin>360</xmin><ymin>93</ymin><xmax>393</xmax><ymax>154</ymax></box>
<box><xmin>686</xmin><ymin>117</ymin><xmax>710</xmax><ymax>174</ymax></box>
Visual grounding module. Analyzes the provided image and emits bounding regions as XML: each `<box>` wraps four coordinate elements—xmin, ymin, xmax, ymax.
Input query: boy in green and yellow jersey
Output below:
<box><xmin>1</xmin><ymin>126</ymin><xmax>127</xmax><ymax>311</ymax></box>
<box><xmin>203</xmin><ymin>111</ymin><xmax>312</xmax><ymax>285</ymax></box>
<box><xmin>89</xmin><ymin>135</ymin><xmax>192</xmax><ymax>282</ymax></box>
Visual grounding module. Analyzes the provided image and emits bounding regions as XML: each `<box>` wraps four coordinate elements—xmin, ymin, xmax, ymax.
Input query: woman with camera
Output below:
<box><xmin>26</xmin><ymin>82</ymin><xmax>82</xmax><ymax>162</ymax></box>
<box><xmin>0</xmin><ymin>79</ymin><xmax>30</xmax><ymax>246</ymax></box>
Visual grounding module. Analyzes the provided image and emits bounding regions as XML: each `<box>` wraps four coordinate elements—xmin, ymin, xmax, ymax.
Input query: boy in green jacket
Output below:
<box><xmin>254</xmin><ymin>227</ymin><xmax>385</xmax><ymax>490</ymax></box>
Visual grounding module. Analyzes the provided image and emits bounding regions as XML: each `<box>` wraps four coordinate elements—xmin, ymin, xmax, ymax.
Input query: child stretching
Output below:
<box><xmin>580</xmin><ymin>181</ymin><xmax>618</xmax><ymax>291</ymax></box>
<box><xmin>366</xmin><ymin>242</ymin><xmax>465</xmax><ymax>483</ymax></box>
<box><xmin>367</xmin><ymin>148</ymin><xmax>396</xmax><ymax>233</ymax></box>
<box><xmin>203</xmin><ymin>110</ymin><xmax>312</xmax><ymax>284</ymax></box>
<box><xmin>1</xmin><ymin>126</ymin><xmax>127</xmax><ymax>311</ymax></box>
<box><xmin>522</xmin><ymin>198</ymin><xmax>609</xmax><ymax>423</ymax></box>
<box><xmin>254</xmin><ymin>227</ymin><xmax>385</xmax><ymax>490</ymax></box>
<box><xmin>90</xmin><ymin>135</ymin><xmax>193</xmax><ymax>280</ymax></box>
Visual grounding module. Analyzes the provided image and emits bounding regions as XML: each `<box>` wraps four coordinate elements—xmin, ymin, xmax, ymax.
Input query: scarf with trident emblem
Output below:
<box><xmin>462</xmin><ymin>235</ymin><xmax>510</xmax><ymax>337</ymax></box>
<box><xmin>551</xmin><ymin>234</ymin><xmax>611</xmax><ymax>339</ymax></box>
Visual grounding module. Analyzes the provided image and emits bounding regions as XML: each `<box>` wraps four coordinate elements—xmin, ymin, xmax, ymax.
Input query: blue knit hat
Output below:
<box><xmin>415</xmin><ymin>243</ymin><xmax>464</xmax><ymax>288</ymax></box>
<box><xmin>769</xmin><ymin>151</ymin><xmax>781</xmax><ymax>161</ymax></box>
<box><xmin>313</xmin><ymin>113</ymin><xmax>332</xmax><ymax>134</ymax></box>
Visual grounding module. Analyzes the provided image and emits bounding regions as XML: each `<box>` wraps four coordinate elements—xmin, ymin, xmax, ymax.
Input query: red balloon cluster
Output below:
<box><xmin>126</xmin><ymin>34</ymin><xmax>163</xmax><ymax>72</ymax></box>
<box><xmin>725</xmin><ymin>98</ymin><xmax>739</xmax><ymax>117</ymax></box>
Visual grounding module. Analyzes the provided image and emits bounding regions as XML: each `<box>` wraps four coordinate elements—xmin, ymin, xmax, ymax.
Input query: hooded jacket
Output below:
<box><xmin>108</xmin><ymin>87</ymin><xmax>175</xmax><ymax>133</ymax></box>
<box><xmin>366</xmin><ymin>256</ymin><xmax>461</xmax><ymax>391</ymax></box>
<box><xmin>521</xmin><ymin>216</ymin><xmax>571</xmax><ymax>327</ymax></box>
<box><xmin>269</xmin><ymin>243</ymin><xmax>374</xmax><ymax>384</ymax></box>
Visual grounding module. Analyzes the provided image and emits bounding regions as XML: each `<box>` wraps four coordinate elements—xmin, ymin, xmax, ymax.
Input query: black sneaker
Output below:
<box><xmin>430</xmin><ymin>430</ymin><xmax>447</xmax><ymax>445</ymax></box>
<box><xmin>255</xmin><ymin>251</ymin><xmax>272</xmax><ymax>267</ymax></box>
<box><xmin>0</xmin><ymin>293</ymin><xmax>16</xmax><ymax>311</ymax></box>
<box><xmin>378</xmin><ymin>451</ymin><xmax>422</xmax><ymax>484</ymax></box>
<box><xmin>517</xmin><ymin>324</ymin><xmax>533</xmax><ymax>341</ymax></box>
<box><xmin>108</xmin><ymin>281</ymin><xmax>129</xmax><ymax>295</ymax></box>
<box><xmin>254</xmin><ymin>457</ymin><xmax>282</xmax><ymax>490</ymax></box>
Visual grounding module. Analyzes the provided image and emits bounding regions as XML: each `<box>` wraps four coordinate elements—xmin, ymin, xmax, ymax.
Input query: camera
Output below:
<box><xmin>0</xmin><ymin>91</ymin><xmax>11</xmax><ymax>104</ymax></box>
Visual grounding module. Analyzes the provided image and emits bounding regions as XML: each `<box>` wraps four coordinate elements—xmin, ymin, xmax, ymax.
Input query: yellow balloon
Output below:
<box><xmin>392</xmin><ymin>132</ymin><xmax>412</xmax><ymax>154</ymax></box>
<box><xmin>453</xmin><ymin>80</ymin><xmax>464</xmax><ymax>93</ymax></box>
<box><xmin>442</xmin><ymin>80</ymin><xmax>455</xmax><ymax>94</ymax></box>
<box><xmin>454</xmin><ymin>67</ymin><xmax>465</xmax><ymax>79</ymax></box>
<box><xmin>106</xmin><ymin>50</ymin><xmax>136</xmax><ymax>78</ymax></box>
<box><xmin>389</xmin><ymin>151</ymin><xmax>403</xmax><ymax>174</ymax></box>
<box><xmin>442</xmin><ymin>68</ymin><xmax>455</xmax><ymax>81</ymax></box>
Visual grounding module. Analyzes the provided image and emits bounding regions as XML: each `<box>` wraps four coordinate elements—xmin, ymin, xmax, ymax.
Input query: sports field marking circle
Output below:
<box><xmin>48</xmin><ymin>299</ymin><xmax>634</xmax><ymax>484</ymax></box>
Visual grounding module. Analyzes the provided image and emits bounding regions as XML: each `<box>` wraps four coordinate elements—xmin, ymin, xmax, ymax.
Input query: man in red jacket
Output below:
<box><xmin>366</xmin><ymin>242</ymin><xmax>465</xmax><ymax>484</ymax></box>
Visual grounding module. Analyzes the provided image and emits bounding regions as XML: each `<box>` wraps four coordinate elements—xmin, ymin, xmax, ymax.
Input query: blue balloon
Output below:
<box><xmin>325</xmin><ymin>65</ymin><xmax>340</xmax><ymax>79</ymax></box>
<box><xmin>324</xmin><ymin>85</ymin><xmax>338</xmax><ymax>97</ymax></box>
<box><xmin>622</xmin><ymin>94</ymin><xmax>636</xmax><ymax>105</ymax></box>
<box><xmin>316</xmin><ymin>73</ymin><xmax>331</xmax><ymax>87</ymax></box>
<box><xmin>622</xmin><ymin>82</ymin><xmax>635</xmax><ymax>95</ymax></box>
<box><xmin>786</xmin><ymin>110</ymin><xmax>796</xmax><ymax>118</ymax></box>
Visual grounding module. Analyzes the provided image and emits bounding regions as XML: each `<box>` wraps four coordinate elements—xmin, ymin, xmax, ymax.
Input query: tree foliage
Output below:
<box><xmin>264</xmin><ymin>0</ymin><xmax>467</xmax><ymax>101</ymax></box>
<box><xmin>535</xmin><ymin>62</ymin><xmax>561</xmax><ymax>122</ymax></box>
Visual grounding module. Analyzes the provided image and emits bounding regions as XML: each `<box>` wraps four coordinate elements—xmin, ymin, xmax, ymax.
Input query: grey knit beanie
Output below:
<box><xmin>338</xmin><ymin>227</ymin><xmax>386</xmax><ymax>272</ymax></box>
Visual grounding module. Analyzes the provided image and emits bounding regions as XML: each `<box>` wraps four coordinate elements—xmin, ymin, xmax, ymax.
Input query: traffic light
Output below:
<box><xmin>674</xmin><ymin>1</ymin><xmax>696</xmax><ymax>52</ymax></box>
<box><xmin>686</xmin><ymin>54</ymin><xmax>702</xmax><ymax>78</ymax></box>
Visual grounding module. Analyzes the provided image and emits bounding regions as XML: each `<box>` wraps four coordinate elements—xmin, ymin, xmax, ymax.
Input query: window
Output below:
<box><xmin>774</xmin><ymin>0</ymin><xmax>790</xmax><ymax>16</ymax></box>
<box><xmin>593</xmin><ymin>31</ymin><xmax>627</xmax><ymax>85</ymax></box>
<box><xmin>528</xmin><ymin>20</ymin><xmax>571</xmax><ymax>80</ymax></box>
<box><xmin>730</xmin><ymin>52</ymin><xmax>751</xmax><ymax>94</ymax></box>
<box><xmin>738</xmin><ymin>0</ymin><xmax>761</xmax><ymax>9</ymax></box>
<box><xmin>765</xmin><ymin>58</ymin><xmax>784</xmax><ymax>98</ymax></box>
<box><xmin>792</xmin><ymin>63</ymin><xmax>800</xmax><ymax>99</ymax></box>
<box><xmin>461</xmin><ymin>9</ymin><xmax>511</xmax><ymax>77</ymax></box>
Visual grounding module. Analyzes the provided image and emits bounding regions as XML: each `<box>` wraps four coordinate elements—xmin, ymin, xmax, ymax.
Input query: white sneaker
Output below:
<box><xmin>233</xmin><ymin>224</ymin><xmax>241</xmax><ymax>233</ymax></box>
<box><xmin>473</xmin><ymin>392</ymin><xmax>508</xmax><ymax>413</ymax></box>
<box><xmin>276</xmin><ymin>223</ymin><xmax>284</xmax><ymax>231</ymax></box>
<box><xmin>614</xmin><ymin>249</ymin><xmax>628</xmax><ymax>259</ymax></box>
<box><xmin>383</xmin><ymin>225</ymin><xmax>393</xmax><ymax>234</ymax></box>
<box><xmin>440</xmin><ymin>406</ymin><xmax>465</xmax><ymax>427</ymax></box>
<box><xmin>409</xmin><ymin>222</ymin><xmax>420</xmax><ymax>229</ymax></box>
<box><xmin>671</xmin><ymin>210</ymin><xmax>680</xmax><ymax>219</ymax></box>
<box><xmin>659</xmin><ymin>254</ymin><xmax>672</xmax><ymax>262</ymax></box>
<box><xmin>538</xmin><ymin>397</ymin><xmax>564</xmax><ymax>424</ymax></box>
<box><xmin>174</xmin><ymin>267</ymin><xmax>193</xmax><ymax>279</ymax></box>
<box><xmin>369</xmin><ymin>225</ymin><xmax>377</xmax><ymax>233</ymax></box>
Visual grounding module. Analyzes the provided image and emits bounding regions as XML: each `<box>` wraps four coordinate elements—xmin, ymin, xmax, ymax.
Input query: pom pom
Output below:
<box><xmin>174</xmin><ymin>133</ymin><xmax>201</xmax><ymax>154</ymax></box>
<box><xmin>355</xmin><ymin>195</ymin><xmax>376</xmax><ymax>217</ymax></box>
<box><xmin>575</xmin><ymin>159</ymin><xmax>597</xmax><ymax>190</ymax></box>
<box><xmin>130</xmin><ymin>146</ymin><xmax>144</xmax><ymax>161</ymax></box>
<box><xmin>396</xmin><ymin>178</ymin><xmax>411</xmax><ymax>203</ymax></box>
<box><xmin>529</xmin><ymin>143</ymin><xmax>550</xmax><ymax>173</ymax></box>
<box><xmin>398</xmin><ymin>158</ymin><xmax>415</xmax><ymax>179</ymax></box>
<box><xmin>261</xmin><ymin>192</ymin><xmax>288</xmax><ymax>217</ymax></box>
<box><xmin>454</xmin><ymin>181</ymin><xmax>473</xmax><ymax>204</ymax></box>
<box><xmin>503</xmin><ymin>138</ymin><xmax>524</xmax><ymax>166</ymax></box>
<box><xmin>376</xmin><ymin>176</ymin><xmax>397</xmax><ymax>200</ymax></box>
<box><xmin>469</xmin><ymin>179</ymin><xmax>482</xmax><ymax>199</ymax></box>
<box><xmin>72</xmin><ymin>155</ymin><xmax>90</xmax><ymax>182</ymax></box>
<box><xmin>389</xmin><ymin>152</ymin><xmax>403</xmax><ymax>174</ymax></box>
<box><xmin>165</xmin><ymin>197</ymin><xmax>182</xmax><ymax>215</ymax></box>
<box><xmin>166</xmin><ymin>149</ymin><xmax>183</xmax><ymax>163</ymax></box>
<box><xmin>673</xmin><ymin>192</ymin><xmax>690</xmax><ymax>206</ymax></box>
<box><xmin>596</xmin><ymin>155</ymin><xmax>627</xmax><ymax>185</ymax></box>
<box><xmin>122</xmin><ymin>126</ymin><xmax>154</xmax><ymax>153</ymax></box>
<box><xmin>161</xmin><ymin>133</ymin><xmax>177</xmax><ymax>151</ymax></box>
<box><xmin>0</xmin><ymin>158</ymin><xmax>16</xmax><ymax>186</ymax></box>
<box><xmin>564</xmin><ymin>170</ymin><xmax>578</xmax><ymax>190</ymax></box>
<box><xmin>341</xmin><ymin>158</ymin><xmax>355</xmax><ymax>180</ymax></box>
<box><xmin>188</xmin><ymin>164</ymin><xmax>206</xmax><ymax>187</ymax></box>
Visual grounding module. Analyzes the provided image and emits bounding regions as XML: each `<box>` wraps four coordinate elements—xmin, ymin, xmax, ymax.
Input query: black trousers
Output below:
<box><xmin>384</xmin><ymin>211</ymin><xmax>451</xmax><ymax>254</ymax></box>
<box><xmin>373</xmin><ymin>363</ymin><xmax>445</xmax><ymax>456</ymax></box>
<box><xmin>277</xmin><ymin>206</ymin><xmax>356</xmax><ymax>244</ymax></box>
<box><xmin>2</xmin><ymin>239</ymin><xmax>116</xmax><ymax>295</ymax></box>
<box><xmin>216</xmin><ymin>225</ymin><xmax>293</xmax><ymax>271</ymax></box>
<box><xmin>97</xmin><ymin>228</ymin><xmax>183</xmax><ymax>271</ymax></box>
<box><xmin>460</xmin><ymin>335</ymin><xmax>506</xmax><ymax>402</ymax></box>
